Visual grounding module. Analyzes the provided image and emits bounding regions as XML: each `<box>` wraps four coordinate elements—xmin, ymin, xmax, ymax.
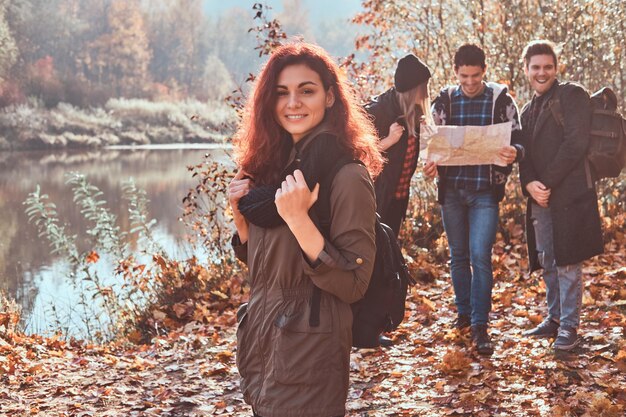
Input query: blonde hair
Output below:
<box><xmin>396</xmin><ymin>80</ymin><xmax>433</xmax><ymax>137</ymax></box>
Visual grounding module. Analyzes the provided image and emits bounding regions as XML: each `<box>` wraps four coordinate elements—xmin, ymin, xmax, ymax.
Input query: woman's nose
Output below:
<box><xmin>287</xmin><ymin>94</ymin><xmax>301</xmax><ymax>108</ymax></box>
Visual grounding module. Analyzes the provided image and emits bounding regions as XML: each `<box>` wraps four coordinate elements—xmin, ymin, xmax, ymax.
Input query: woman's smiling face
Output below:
<box><xmin>274</xmin><ymin>63</ymin><xmax>335</xmax><ymax>143</ymax></box>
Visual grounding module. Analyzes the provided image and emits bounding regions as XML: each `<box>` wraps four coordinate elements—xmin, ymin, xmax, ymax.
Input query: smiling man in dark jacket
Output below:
<box><xmin>519</xmin><ymin>40</ymin><xmax>604</xmax><ymax>351</ymax></box>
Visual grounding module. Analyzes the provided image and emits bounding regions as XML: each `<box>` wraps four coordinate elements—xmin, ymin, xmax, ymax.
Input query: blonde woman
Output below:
<box><xmin>365</xmin><ymin>54</ymin><xmax>433</xmax><ymax>238</ymax></box>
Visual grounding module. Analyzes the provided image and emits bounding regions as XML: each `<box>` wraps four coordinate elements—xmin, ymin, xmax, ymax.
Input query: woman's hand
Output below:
<box><xmin>275</xmin><ymin>169</ymin><xmax>324</xmax><ymax>262</ymax></box>
<box><xmin>228</xmin><ymin>169</ymin><xmax>252</xmax><ymax>242</ymax></box>
<box><xmin>380</xmin><ymin>122</ymin><xmax>404</xmax><ymax>150</ymax></box>
<box><xmin>275</xmin><ymin>169</ymin><xmax>319</xmax><ymax>225</ymax></box>
<box><xmin>423</xmin><ymin>161</ymin><xmax>438</xmax><ymax>179</ymax></box>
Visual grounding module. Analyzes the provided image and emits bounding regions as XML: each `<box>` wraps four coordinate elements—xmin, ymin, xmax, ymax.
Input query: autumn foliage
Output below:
<box><xmin>3</xmin><ymin>1</ymin><xmax>626</xmax><ymax>416</ymax></box>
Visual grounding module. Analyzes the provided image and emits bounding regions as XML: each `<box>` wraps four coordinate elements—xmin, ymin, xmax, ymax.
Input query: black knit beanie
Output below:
<box><xmin>394</xmin><ymin>54</ymin><xmax>431</xmax><ymax>93</ymax></box>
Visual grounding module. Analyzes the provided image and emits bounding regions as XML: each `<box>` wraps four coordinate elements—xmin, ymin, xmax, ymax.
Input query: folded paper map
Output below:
<box><xmin>419</xmin><ymin>121</ymin><xmax>512</xmax><ymax>167</ymax></box>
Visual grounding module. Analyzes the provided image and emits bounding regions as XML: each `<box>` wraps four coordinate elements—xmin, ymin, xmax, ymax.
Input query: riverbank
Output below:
<box><xmin>0</xmin><ymin>99</ymin><xmax>236</xmax><ymax>151</ymax></box>
<box><xmin>2</xmin><ymin>238</ymin><xmax>625</xmax><ymax>416</ymax></box>
<box><xmin>0</xmin><ymin>146</ymin><xmax>235</xmax><ymax>338</ymax></box>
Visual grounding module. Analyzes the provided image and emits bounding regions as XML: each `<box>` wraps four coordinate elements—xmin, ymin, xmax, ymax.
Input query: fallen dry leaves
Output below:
<box><xmin>1</xmin><ymin>237</ymin><xmax>625</xmax><ymax>416</ymax></box>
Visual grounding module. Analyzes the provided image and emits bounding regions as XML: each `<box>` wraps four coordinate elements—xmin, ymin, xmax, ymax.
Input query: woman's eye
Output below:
<box><xmin>276</xmin><ymin>90</ymin><xmax>288</xmax><ymax>96</ymax></box>
<box><xmin>302</xmin><ymin>89</ymin><xmax>314</xmax><ymax>95</ymax></box>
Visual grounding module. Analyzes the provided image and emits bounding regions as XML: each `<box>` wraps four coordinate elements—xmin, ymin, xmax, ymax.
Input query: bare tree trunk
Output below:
<box><xmin>616</xmin><ymin>15</ymin><xmax>626</xmax><ymax>112</ymax></box>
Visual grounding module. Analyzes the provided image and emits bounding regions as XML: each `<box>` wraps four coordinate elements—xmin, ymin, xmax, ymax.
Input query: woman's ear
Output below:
<box><xmin>325</xmin><ymin>87</ymin><xmax>336</xmax><ymax>108</ymax></box>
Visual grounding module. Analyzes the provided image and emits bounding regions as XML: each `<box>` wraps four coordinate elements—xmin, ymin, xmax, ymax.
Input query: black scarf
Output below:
<box><xmin>238</xmin><ymin>130</ymin><xmax>349</xmax><ymax>229</ymax></box>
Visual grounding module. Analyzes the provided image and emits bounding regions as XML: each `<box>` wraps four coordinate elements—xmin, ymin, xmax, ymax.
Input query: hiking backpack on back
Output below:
<box><xmin>313</xmin><ymin>157</ymin><xmax>415</xmax><ymax>348</ymax></box>
<box><xmin>550</xmin><ymin>85</ymin><xmax>626</xmax><ymax>181</ymax></box>
<box><xmin>349</xmin><ymin>216</ymin><xmax>413</xmax><ymax>347</ymax></box>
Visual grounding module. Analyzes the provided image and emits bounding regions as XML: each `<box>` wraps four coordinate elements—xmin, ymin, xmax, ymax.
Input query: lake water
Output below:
<box><xmin>0</xmin><ymin>146</ymin><xmax>233</xmax><ymax>336</ymax></box>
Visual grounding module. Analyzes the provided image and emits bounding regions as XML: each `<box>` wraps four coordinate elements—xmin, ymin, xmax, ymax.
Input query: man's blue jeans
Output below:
<box><xmin>531</xmin><ymin>203</ymin><xmax>583</xmax><ymax>329</ymax></box>
<box><xmin>441</xmin><ymin>188</ymin><xmax>499</xmax><ymax>325</ymax></box>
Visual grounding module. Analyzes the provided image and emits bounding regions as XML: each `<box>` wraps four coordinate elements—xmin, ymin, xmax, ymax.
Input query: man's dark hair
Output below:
<box><xmin>522</xmin><ymin>40</ymin><xmax>558</xmax><ymax>68</ymax></box>
<box><xmin>454</xmin><ymin>44</ymin><xmax>486</xmax><ymax>69</ymax></box>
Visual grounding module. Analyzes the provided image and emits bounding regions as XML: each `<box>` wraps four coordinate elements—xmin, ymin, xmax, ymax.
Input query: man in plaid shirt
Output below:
<box><xmin>425</xmin><ymin>44</ymin><xmax>524</xmax><ymax>355</ymax></box>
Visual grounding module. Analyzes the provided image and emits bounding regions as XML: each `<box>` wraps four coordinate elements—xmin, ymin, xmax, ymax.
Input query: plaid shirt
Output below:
<box><xmin>444</xmin><ymin>84</ymin><xmax>494</xmax><ymax>191</ymax></box>
<box><xmin>394</xmin><ymin>135</ymin><xmax>418</xmax><ymax>199</ymax></box>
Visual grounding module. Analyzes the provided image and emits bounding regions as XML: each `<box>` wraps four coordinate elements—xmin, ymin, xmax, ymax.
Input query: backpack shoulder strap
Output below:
<box><xmin>549</xmin><ymin>86</ymin><xmax>565</xmax><ymax>128</ymax></box>
<box><xmin>309</xmin><ymin>156</ymin><xmax>361</xmax><ymax>327</ymax></box>
<box><xmin>447</xmin><ymin>86</ymin><xmax>455</xmax><ymax>120</ymax></box>
<box><xmin>315</xmin><ymin>156</ymin><xmax>363</xmax><ymax>238</ymax></box>
<box><xmin>549</xmin><ymin>85</ymin><xmax>594</xmax><ymax>187</ymax></box>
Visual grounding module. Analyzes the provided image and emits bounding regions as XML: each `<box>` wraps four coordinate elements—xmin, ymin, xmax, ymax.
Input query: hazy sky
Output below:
<box><xmin>205</xmin><ymin>0</ymin><xmax>362</xmax><ymax>23</ymax></box>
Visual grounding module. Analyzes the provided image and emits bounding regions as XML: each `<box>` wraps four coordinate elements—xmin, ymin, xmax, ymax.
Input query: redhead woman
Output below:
<box><xmin>228</xmin><ymin>42</ymin><xmax>384</xmax><ymax>417</ymax></box>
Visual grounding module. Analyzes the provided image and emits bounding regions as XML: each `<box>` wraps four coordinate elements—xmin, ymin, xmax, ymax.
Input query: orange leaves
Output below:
<box><xmin>127</xmin><ymin>355</ymin><xmax>156</xmax><ymax>372</ymax></box>
<box><xmin>0</xmin><ymin>312</ymin><xmax>20</xmax><ymax>329</ymax></box>
<box><xmin>440</xmin><ymin>348</ymin><xmax>471</xmax><ymax>377</ymax></box>
<box><xmin>172</xmin><ymin>302</ymin><xmax>193</xmax><ymax>319</ymax></box>
<box><xmin>215</xmin><ymin>351</ymin><xmax>233</xmax><ymax>363</ymax></box>
<box><xmin>126</xmin><ymin>330</ymin><xmax>143</xmax><ymax>344</ymax></box>
<box><xmin>3</xmin><ymin>175</ymin><xmax>625</xmax><ymax>416</ymax></box>
<box><xmin>498</xmin><ymin>290</ymin><xmax>513</xmax><ymax>308</ymax></box>
<box><xmin>123</xmin><ymin>251</ymin><xmax>248</xmax><ymax>343</ymax></box>
<box><xmin>615</xmin><ymin>349</ymin><xmax>626</xmax><ymax>373</ymax></box>
<box><xmin>192</xmin><ymin>302</ymin><xmax>213</xmax><ymax>323</ymax></box>
<box><xmin>151</xmin><ymin>309</ymin><xmax>166</xmax><ymax>321</ymax></box>
<box><xmin>0</xmin><ymin>353</ymin><xmax>18</xmax><ymax>376</ymax></box>
<box><xmin>85</xmin><ymin>250</ymin><xmax>100</xmax><ymax>264</ymax></box>
<box><xmin>210</xmin><ymin>290</ymin><xmax>228</xmax><ymax>300</ymax></box>
<box><xmin>584</xmin><ymin>394</ymin><xmax>624</xmax><ymax>417</ymax></box>
<box><xmin>26</xmin><ymin>364</ymin><xmax>43</xmax><ymax>374</ymax></box>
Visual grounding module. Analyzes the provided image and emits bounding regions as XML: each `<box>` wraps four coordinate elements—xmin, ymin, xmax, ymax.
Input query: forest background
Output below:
<box><xmin>0</xmin><ymin>0</ymin><xmax>624</xmax><ymax>150</ymax></box>
<box><xmin>0</xmin><ymin>1</ymin><xmax>625</xmax><ymax>416</ymax></box>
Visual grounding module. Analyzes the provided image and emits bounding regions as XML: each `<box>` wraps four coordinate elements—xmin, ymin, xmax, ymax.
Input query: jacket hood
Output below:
<box><xmin>486</xmin><ymin>81</ymin><xmax>508</xmax><ymax>100</ymax></box>
<box><xmin>366</xmin><ymin>87</ymin><xmax>402</xmax><ymax>119</ymax></box>
<box><xmin>438</xmin><ymin>81</ymin><xmax>509</xmax><ymax>101</ymax></box>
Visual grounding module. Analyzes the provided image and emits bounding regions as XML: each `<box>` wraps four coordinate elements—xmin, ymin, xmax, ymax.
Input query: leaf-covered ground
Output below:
<box><xmin>2</xmin><ymin>240</ymin><xmax>625</xmax><ymax>417</ymax></box>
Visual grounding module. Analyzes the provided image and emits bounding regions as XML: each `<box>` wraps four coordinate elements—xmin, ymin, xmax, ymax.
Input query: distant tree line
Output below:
<box><xmin>0</xmin><ymin>1</ymin><xmax>623</xmax><ymax>110</ymax></box>
<box><xmin>0</xmin><ymin>0</ymin><xmax>263</xmax><ymax>108</ymax></box>
<box><xmin>0</xmin><ymin>0</ymin><xmax>360</xmax><ymax>110</ymax></box>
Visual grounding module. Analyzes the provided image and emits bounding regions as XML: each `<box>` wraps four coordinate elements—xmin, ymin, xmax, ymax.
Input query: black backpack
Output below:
<box><xmin>549</xmin><ymin>85</ymin><xmax>626</xmax><ymax>181</ymax></box>
<box><xmin>310</xmin><ymin>157</ymin><xmax>415</xmax><ymax>348</ymax></box>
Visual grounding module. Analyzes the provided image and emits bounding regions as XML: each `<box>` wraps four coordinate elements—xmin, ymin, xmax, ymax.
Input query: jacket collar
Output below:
<box><xmin>451</xmin><ymin>82</ymin><xmax>494</xmax><ymax>100</ymax></box>
<box><xmin>284</xmin><ymin>119</ymin><xmax>335</xmax><ymax>169</ymax></box>
<box><xmin>372</xmin><ymin>87</ymin><xmax>402</xmax><ymax>119</ymax></box>
<box><xmin>531</xmin><ymin>80</ymin><xmax>560</xmax><ymax>140</ymax></box>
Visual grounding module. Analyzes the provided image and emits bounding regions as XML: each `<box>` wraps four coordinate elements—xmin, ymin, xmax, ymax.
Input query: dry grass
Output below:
<box><xmin>0</xmin><ymin>98</ymin><xmax>236</xmax><ymax>150</ymax></box>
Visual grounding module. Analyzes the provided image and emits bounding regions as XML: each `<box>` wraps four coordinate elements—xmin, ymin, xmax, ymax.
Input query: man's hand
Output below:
<box><xmin>526</xmin><ymin>180</ymin><xmax>551</xmax><ymax>207</ymax></box>
<box><xmin>423</xmin><ymin>161</ymin><xmax>438</xmax><ymax>179</ymax></box>
<box><xmin>275</xmin><ymin>169</ymin><xmax>319</xmax><ymax>225</ymax></box>
<box><xmin>498</xmin><ymin>145</ymin><xmax>517</xmax><ymax>165</ymax></box>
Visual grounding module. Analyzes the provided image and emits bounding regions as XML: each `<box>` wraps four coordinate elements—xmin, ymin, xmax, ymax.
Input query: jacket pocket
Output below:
<box><xmin>272</xmin><ymin>302</ymin><xmax>340</xmax><ymax>386</ymax></box>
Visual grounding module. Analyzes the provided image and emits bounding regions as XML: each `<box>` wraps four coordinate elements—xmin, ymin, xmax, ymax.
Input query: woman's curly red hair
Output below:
<box><xmin>233</xmin><ymin>42</ymin><xmax>383</xmax><ymax>185</ymax></box>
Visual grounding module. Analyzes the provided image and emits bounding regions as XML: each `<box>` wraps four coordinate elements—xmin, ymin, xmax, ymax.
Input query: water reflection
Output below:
<box><xmin>0</xmin><ymin>147</ymin><xmax>233</xmax><ymax>335</ymax></box>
